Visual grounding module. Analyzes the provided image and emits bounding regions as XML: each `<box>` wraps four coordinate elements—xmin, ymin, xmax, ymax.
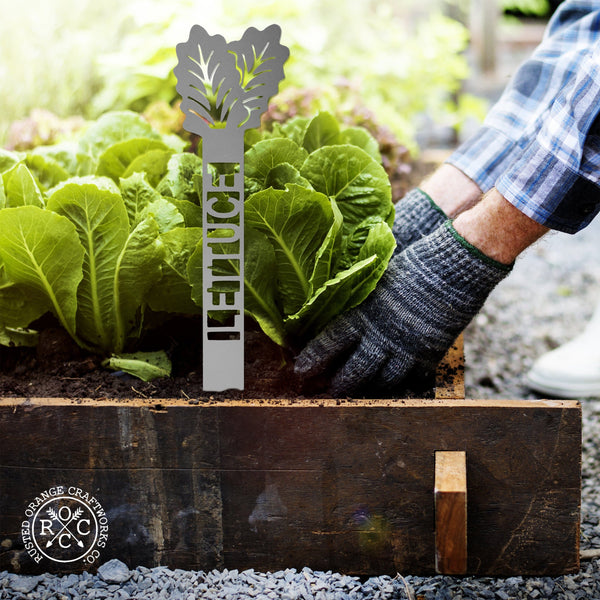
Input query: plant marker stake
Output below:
<box><xmin>174</xmin><ymin>25</ymin><xmax>289</xmax><ymax>391</ymax></box>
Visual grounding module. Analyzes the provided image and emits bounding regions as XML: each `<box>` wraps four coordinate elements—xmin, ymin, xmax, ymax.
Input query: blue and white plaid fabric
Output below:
<box><xmin>448</xmin><ymin>0</ymin><xmax>600</xmax><ymax>233</ymax></box>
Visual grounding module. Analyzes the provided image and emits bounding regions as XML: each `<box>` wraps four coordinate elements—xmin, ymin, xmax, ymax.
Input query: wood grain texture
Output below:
<box><xmin>0</xmin><ymin>398</ymin><xmax>580</xmax><ymax>577</ymax></box>
<box><xmin>435</xmin><ymin>451</ymin><xmax>467</xmax><ymax>575</ymax></box>
<box><xmin>435</xmin><ymin>335</ymin><xmax>464</xmax><ymax>400</ymax></box>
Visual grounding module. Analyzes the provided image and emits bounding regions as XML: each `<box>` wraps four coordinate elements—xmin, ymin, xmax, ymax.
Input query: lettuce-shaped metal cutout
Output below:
<box><xmin>175</xmin><ymin>25</ymin><xmax>289</xmax><ymax>136</ymax></box>
<box><xmin>175</xmin><ymin>24</ymin><xmax>289</xmax><ymax>391</ymax></box>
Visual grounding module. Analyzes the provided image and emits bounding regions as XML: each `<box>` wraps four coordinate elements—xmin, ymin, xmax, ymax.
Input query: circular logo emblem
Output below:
<box><xmin>21</xmin><ymin>486</ymin><xmax>108</xmax><ymax>565</ymax></box>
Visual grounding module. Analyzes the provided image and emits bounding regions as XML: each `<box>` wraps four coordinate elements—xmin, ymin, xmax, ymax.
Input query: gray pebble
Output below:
<box><xmin>6</xmin><ymin>574</ymin><xmax>41</xmax><ymax>594</ymax></box>
<box><xmin>97</xmin><ymin>558</ymin><xmax>131</xmax><ymax>584</ymax></box>
<box><xmin>137</xmin><ymin>577</ymin><xmax>153</xmax><ymax>590</ymax></box>
<box><xmin>64</xmin><ymin>573</ymin><xmax>79</xmax><ymax>589</ymax></box>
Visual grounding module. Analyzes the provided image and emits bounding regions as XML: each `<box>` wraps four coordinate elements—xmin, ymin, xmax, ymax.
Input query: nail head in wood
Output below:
<box><xmin>435</xmin><ymin>450</ymin><xmax>467</xmax><ymax>574</ymax></box>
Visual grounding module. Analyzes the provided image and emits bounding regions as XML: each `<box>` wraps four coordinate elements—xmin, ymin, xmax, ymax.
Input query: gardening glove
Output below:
<box><xmin>392</xmin><ymin>187</ymin><xmax>448</xmax><ymax>254</ymax></box>
<box><xmin>295</xmin><ymin>220</ymin><xmax>512</xmax><ymax>396</ymax></box>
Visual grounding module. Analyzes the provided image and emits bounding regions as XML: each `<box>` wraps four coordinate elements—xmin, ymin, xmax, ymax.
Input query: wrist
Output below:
<box><xmin>452</xmin><ymin>188</ymin><xmax>548</xmax><ymax>265</ymax></box>
<box><xmin>421</xmin><ymin>163</ymin><xmax>482</xmax><ymax>218</ymax></box>
<box><xmin>417</xmin><ymin>188</ymin><xmax>448</xmax><ymax>220</ymax></box>
<box><xmin>445</xmin><ymin>221</ymin><xmax>512</xmax><ymax>272</ymax></box>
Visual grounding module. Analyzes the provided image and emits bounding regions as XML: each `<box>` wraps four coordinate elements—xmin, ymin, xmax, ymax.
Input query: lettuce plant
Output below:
<box><xmin>0</xmin><ymin>110</ymin><xmax>396</xmax><ymax>379</ymax></box>
<box><xmin>0</xmin><ymin>112</ymin><xmax>181</xmax><ymax>379</ymax></box>
<box><xmin>221</xmin><ymin>112</ymin><xmax>396</xmax><ymax>346</ymax></box>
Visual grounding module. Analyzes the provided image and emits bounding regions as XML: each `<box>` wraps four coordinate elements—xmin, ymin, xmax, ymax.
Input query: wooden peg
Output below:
<box><xmin>435</xmin><ymin>450</ymin><xmax>467</xmax><ymax>574</ymax></box>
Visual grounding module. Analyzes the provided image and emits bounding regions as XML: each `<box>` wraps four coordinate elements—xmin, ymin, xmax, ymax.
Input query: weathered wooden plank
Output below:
<box><xmin>435</xmin><ymin>451</ymin><xmax>467</xmax><ymax>575</ymax></box>
<box><xmin>435</xmin><ymin>335</ymin><xmax>464</xmax><ymax>400</ymax></box>
<box><xmin>0</xmin><ymin>398</ymin><xmax>580</xmax><ymax>577</ymax></box>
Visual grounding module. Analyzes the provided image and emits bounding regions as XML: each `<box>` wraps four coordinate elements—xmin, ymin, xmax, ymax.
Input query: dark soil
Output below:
<box><xmin>0</xmin><ymin>315</ymin><xmax>435</xmax><ymax>401</ymax></box>
<box><xmin>0</xmin><ymin>315</ymin><xmax>295</xmax><ymax>400</ymax></box>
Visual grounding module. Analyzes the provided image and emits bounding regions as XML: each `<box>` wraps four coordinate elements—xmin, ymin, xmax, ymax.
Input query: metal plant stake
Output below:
<box><xmin>174</xmin><ymin>24</ymin><xmax>289</xmax><ymax>391</ymax></box>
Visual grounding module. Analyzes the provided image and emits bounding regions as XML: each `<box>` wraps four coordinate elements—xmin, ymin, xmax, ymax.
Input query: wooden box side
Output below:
<box><xmin>0</xmin><ymin>398</ymin><xmax>580</xmax><ymax>577</ymax></box>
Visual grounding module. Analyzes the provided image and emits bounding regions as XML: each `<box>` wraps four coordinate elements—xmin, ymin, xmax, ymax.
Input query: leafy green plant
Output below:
<box><xmin>0</xmin><ymin>112</ymin><xmax>182</xmax><ymax>379</ymax></box>
<box><xmin>192</xmin><ymin>111</ymin><xmax>395</xmax><ymax>347</ymax></box>
<box><xmin>0</xmin><ymin>110</ymin><xmax>396</xmax><ymax>379</ymax></box>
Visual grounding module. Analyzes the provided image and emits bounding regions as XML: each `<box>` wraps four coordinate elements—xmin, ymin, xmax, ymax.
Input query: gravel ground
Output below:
<box><xmin>2</xmin><ymin>218</ymin><xmax>600</xmax><ymax>598</ymax></box>
<box><xmin>2</xmin><ymin>559</ymin><xmax>600</xmax><ymax>600</ymax></box>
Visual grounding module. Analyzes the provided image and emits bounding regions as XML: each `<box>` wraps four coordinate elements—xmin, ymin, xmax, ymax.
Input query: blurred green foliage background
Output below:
<box><xmin>0</xmin><ymin>0</ymin><xmax>495</xmax><ymax>152</ymax></box>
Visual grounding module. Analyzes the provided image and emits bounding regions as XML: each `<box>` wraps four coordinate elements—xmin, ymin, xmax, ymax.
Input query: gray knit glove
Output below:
<box><xmin>392</xmin><ymin>188</ymin><xmax>447</xmax><ymax>254</ymax></box>
<box><xmin>295</xmin><ymin>221</ymin><xmax>512</xmax><ymax>396</ymax></box>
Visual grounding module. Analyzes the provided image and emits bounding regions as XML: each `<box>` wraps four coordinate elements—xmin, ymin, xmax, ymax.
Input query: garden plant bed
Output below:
<box><xmin>0</xmin><ymin>99</ymin><xmax>581</xmax><ymax>580</ymax></box>
<box><xmin>0</xmin><ymin>334</ymin><xmax>582</xmax><ymax>578</ymax></box>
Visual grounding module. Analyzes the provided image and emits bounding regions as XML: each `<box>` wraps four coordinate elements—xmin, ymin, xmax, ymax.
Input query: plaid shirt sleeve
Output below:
<box><xmin>448</xmin><ymin>0</ymin><xmax>600</xmax><ymax>234</ymax></box>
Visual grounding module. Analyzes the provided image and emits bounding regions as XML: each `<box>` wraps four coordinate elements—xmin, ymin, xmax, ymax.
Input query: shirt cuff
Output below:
<box><xmin>446</xmin><ymin>126</ymin><xmax>519</xmax><ymax>193</ymax></box>
<box><xmin>496</xmin><ymin>137</ymin><xmax>600</xmax><ymax>234</ymax></box>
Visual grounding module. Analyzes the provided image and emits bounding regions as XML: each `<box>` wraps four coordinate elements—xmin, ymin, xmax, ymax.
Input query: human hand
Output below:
<box><xmin>294</xmin><ymin>221</ymin><xmax>511</xmax><ymax>396</ymax></box>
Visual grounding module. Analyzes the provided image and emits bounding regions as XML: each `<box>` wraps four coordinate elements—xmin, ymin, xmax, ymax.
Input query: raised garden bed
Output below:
<box><xmin>0</xmin><ymin>96</ymin><xmax>582</xmax><ymax>579</ymax></box>
<box><xmin>0</xmin><ymin>337</ymin><xmax>582</xmax><ymax>577</ymax></box>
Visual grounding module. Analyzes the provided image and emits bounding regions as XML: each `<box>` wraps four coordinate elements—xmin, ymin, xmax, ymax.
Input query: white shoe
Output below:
<box><xmin>527</xmin><ymin>330</ymin><xmax>600</xmax><ymax>398</ymax></box>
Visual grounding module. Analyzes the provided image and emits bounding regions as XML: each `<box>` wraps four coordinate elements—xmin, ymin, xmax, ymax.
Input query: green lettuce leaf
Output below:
<box><xmin>0</xmin><ymin>206</ymin><xmax>84</xmax><ymax>343</ymax></box>
<box><xmin>25</xmin><ymin>151</ymin><xmax>70</xmax><ymax>191</ymax></box>
<box><xmin>0</xmin><ymin>326</ymin><xmax>40</xmax><ymax>347</ymax></box>
<box><xmin>344</xmin><ymin>220</ymin><xmax>397</xmax><ymax>308</ymax></box>
<box><xmin>301</xmin><ymin>144</ymin><xmax>393</xmax><ymax>235</ymax></box>
<box><xmin>0</xmin><ymin>149</ymin><xmax>23</xmax><ymax>174</ymax></box>
<box><xmin>276</xmin><ymin>116</ymin><xmax>310</xmax><ymax>146</ymax></box>
<box><xmin>244</xmin><ymin>138</ymin><xmax>308</xmax><ymax>191</ymax></box>
<box><xmin>264</xmin><ymin>163</ymin><xmax>312</xmax><ymax>191</ymax></box>
<box><xmin>27</xmin><ymin>142</ymin><xmax>82</xmax><ymax>176</ymax></box>
<box><xmin>78</xmin><ymin>110</ymin><xmax>163</xmax><ymax>160</ymax></box>
<box><xmin>337</xmin><ymin>215</ymin><xmax>390</xmax><ymax>270</ymax></box>
<box><xmin>96</xmin><ymin>138</ymin><xmax>171</xmax><ymax>182</ymax></box>
<box><xmin>156</xmin><ymin>152</ymin><xmax>204</xmax><ymax>204</ymax></box>
<box><xmin>302</xmin><ymin>111</ymin><xmax>342</xmax><ymax>153</ymax></box>
<box><xmin>285</xmin><ymin>221</ymin><xmax>395</xmax><ymax>337</ymax></box>
<box><xmin>340</xmin><ymin>127</ymin><xmax>381</xmax><ymax>162</ymax></box>
<box><xmin>120</xmin><ymin>172</ymin><xmax>162</xmax><ymax>227</ymax></box>
<box><xmin>243</xmin><ymin>227</ymin><xmax>286</xmax><ymax>346</ymax></box>
<box><xmin>285</xmin><ymin>255</ymin><xmax>378</xmax><ymax>337</ymax></box>
<box><xmin>140</xmin><ymin>198</ymin><xmax>184</xmax><ymax>234</ymax></box>
<box><xmin>309</xmin><ymin>198</ymin><xmax>343</xmax><ymax>291</ymax></box>
<box><xmin>49</xmin><ymin>174</ymin><xmax>120</xmax><ymax>196</ymax></box>
<box><xmin>121</xmin><ymin>148</ymin><xmax>173</xmax><ymax>188</ymax></box>
<box><xmin>103</xmin><ymin>350</ymin><xmax>171</xmax><ymax>381</ymax></box>
<box><xmin>112</xmin><ymin>217</ymin><xmax>164</xmax><ymax>353</ymax></box>
<box><xmin>2</xmin><ymin>163</ymin><xmax>44</xmax><ymax>208</ymax></box>
<box><xmin>245</xmin><ymin>184</ymin><xmax>334</xmax><ymax>315</ymax></box>
<box><xmin>0</xmin><ymin>266</ymin><xmax>49</xmax><ymax>346</ymax></box>
<box><xmin>167</xmin><ymin>197</ymin><xmax>203</xmax><ymax>227</ymax></box>
<box><xmin>47</xmin><ymin>179</ymin><xmax>129</xmax><ymax>351</ymax></box>
<box><xmin>147</xmin><ymin>227</ymin><xmax>203</xmax><ymax>315</ymax></box>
